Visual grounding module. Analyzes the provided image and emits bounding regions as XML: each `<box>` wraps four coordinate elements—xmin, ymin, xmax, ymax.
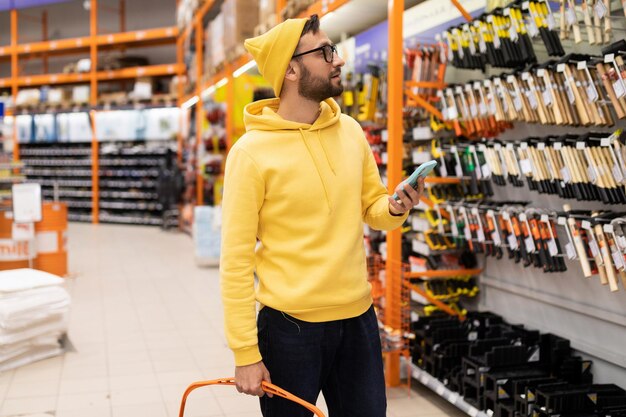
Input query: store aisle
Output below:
<box><xmin>0</xmin><ymin>224</ymin><xmax>464</xmax><ymax>417</ymax></box>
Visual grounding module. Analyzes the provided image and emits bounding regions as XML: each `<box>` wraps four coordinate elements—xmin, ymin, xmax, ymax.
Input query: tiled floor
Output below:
<box><xmin>0</xmin><ymin>223</ymin><xmax>465</xmax><ymax>417</ymax></box>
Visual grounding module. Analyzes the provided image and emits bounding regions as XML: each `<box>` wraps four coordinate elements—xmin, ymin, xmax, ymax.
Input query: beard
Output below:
<box><xmin>297</xmin><ymin>62</ymin><xmax>344</xmax><ymax>102</ymax></box>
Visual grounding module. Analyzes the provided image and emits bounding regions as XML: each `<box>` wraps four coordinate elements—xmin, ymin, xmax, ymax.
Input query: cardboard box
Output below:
<box><xmin>223</xmin><ymin>0</ymin><xmax>259</xmax><ymax>54</ymax></box>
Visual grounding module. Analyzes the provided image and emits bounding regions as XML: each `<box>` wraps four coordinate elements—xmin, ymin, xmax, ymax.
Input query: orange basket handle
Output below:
<box><xmin>178</xmin><ymin>377</ymin><xmax>326</xmax><ymax>417</ymax></box>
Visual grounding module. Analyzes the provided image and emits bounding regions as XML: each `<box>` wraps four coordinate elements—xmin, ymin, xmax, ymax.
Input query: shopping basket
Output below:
<box><xmin>179</xmin><ymin>377</ymin><xmax>326</xmax><ymax>417</ymax></box>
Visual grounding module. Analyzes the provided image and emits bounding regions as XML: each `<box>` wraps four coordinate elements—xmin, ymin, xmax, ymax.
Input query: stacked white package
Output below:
<box><xmin>193</xmin><ymin>206</ymin><xmax>221</xmax><ymax>267</ymax></box>
<box><xmin>0</xmin><ymin>269</ymin><xmax>71</xmax><ymax>372</ymax></box>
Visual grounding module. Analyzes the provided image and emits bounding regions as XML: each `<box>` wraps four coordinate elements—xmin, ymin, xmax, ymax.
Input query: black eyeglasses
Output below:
<box><xmin>292</xmin><ymin>44</ymin><xmax>338</xmax><ymax>63</ymax></box>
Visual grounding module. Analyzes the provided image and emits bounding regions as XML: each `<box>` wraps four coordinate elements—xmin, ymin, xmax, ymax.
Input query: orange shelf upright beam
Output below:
<box><xmin>90</xmin><ymin>0</ymin><xmax>98</xmax><ymax>106</ymax></box>
<box><xmin>11</xmin><ymin>9</ymin><xmax>19</xmax><ymax>162</ymax></box>
<box><xmin>90</xmin><ymin>111</ymin><xmax>100</xmax><ymax>225</ymax></box>
<box><xmin>195</xmin><ymin>18</ymin><xmax>204</xmax><ymax>206</ymax></box>
<box><xmin>385</xmin><ymin>0</ymin><xmax>404</xmax><ymax>387</ymax></box>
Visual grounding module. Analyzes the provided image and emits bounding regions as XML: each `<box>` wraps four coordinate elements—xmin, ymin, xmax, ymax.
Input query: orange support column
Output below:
<box><xmin>90</xmin><ymin>111</ymin><xmax>100</xmax><ymax>224</ymax></box>
<box><xmin>195</xmin><ymin>19</ymin><xmax>204</xmax><ymax>205</ymax></box>
<box><xmin>11</xmin><ymin>9</ymin><xmax>19</xmax><ymax>161</ymax></box>
<box><xmin>90</xmin><ymin>0</ymin><xmax>98</xmax><ymax>106</ymax></box>
<box><xmin>385</xmin><ymin>0</ymin><xmax>404</xmax><ymax>387</ymax></box>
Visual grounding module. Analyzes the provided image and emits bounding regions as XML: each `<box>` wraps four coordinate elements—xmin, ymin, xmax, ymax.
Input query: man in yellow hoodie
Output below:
<box><xmin>220</xmin><ymin>14</ymin><xmax>424</xmax><ymax>416</ymax></box>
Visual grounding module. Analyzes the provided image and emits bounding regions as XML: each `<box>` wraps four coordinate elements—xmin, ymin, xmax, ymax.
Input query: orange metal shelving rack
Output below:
<box><xmin>2</xmin><ymin>0</ymin><xmax>181</xmax><ymax>224</ymax></box>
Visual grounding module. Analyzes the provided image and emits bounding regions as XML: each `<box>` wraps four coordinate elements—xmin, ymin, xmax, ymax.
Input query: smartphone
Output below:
<box><xmin>391</xmin><ymin>160</ymin><xmax>437</xmax><ymax>200</ymax></box>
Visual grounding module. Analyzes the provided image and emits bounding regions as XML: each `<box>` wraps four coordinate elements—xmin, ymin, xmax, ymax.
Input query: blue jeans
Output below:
<box><xmin>258</xmin><ymin>305</ymin><xmax>386</xmax><ymax>417</ymax></box>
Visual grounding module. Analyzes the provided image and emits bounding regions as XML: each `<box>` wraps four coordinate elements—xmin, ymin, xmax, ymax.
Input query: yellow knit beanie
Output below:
<box><xmin>244</xmin><ymin>18</ymin><xmax>308</xmax><ymax>97</ymax></box>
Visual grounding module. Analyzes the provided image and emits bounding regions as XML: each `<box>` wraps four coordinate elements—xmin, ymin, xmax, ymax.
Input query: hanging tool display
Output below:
<box><xmin>480</xmin><ymin>130</ymin><xmax>626</xmax><ymax>205</ymax></box>
<box><xmin>442</xmin><ymin>0</ymin><xmax>565</xmax><ymax>71</ymax></box>
<box><xmin>441</xmin><ymin>47</ymin><xmax>626</xmax><ymax>128</ymax></box>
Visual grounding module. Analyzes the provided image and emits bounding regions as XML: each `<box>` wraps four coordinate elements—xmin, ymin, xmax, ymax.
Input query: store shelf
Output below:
<box><xmin>97</xmin><ymin>64</ymin><xmax>183</xmax><ymax>81</ymax></box>
<box><xmin>96</xmin><ymin>27</ymin><xmax>178</xmax><ymax>49</ymax></box>
<box><xmin>1</xmin><ymin>64</ymin><xmax>183</xmax><ymax>88</ymax></box>
<box><xmin>38</xmin><ymin>179</ymin><xmax>92</xmax><ymax>187</ymax></box>
<box><xmin>99</xmin><ymin>213</ymin><xmax>162</xmax><ymax>226</ymax></box>
<box><xmin>298</xmin><ymin>0</ymin><xmax>351</xmax><ymax>18</ymax></box>
<box><xmin>410</xmin><ymin>364</ymin><xmax>488</xmax><ymax>417</ymax></box>
<box><xmin>23</xmin><ymin>168</ymin><xmax>92</xmax><ymax>177</ymax></box>
<box><xmin>99</xmin><ymin>179</ymin><xmax>156</xmax><ymax>189</ymax></box>
<box><xmin>406</xmin><ymin>269</ymin><xmax>483</xmax><ymax>280</ymax></box>
<box><xmin>21</xmin><ymin>159</ymin><xmax>92</xmax><ymax>167</ymax></box>
<box><xmin>0</xmin><ymin>27</ymin><xmax>177</xmax><ymax>59</ymax></box>
<box><xmin>99</xmin><ymin>201</ymin><xmax>162</xmax><ymax>211</ymax></box>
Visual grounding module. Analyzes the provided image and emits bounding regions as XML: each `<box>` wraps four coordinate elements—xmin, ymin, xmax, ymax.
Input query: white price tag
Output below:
<box><xmin>576</xmin><ymin>141</ymin><xmax>586</xmax><ymax>150</ymax></box>
<box><xmin>514</xmin><ymin>95</ymin><xmax>523</xmax><ymax>111</ymax></box>
<box><xmin>612</xmin><ymin>250</ymin><xmax>625</xmax><ymax>270</ymax></box>
<box><xmin>436</xmin><ymin>385</ymin><xmax>446</xmax><ymax>396</ymax></box>
<box><xmin>509</xmin><ymin>24</ymin><xmax>519</xmax><ymax>41</ymax></box>
<box><xmin>537</xmin><ymin>68</ymin><xmax>546</xmax><ymax>77</ymax></box>
<box><xmin>566</xmin><ymin>6</ymin><xmax>577</xmax><ymax>25</ymax></box>
<box><xmin>586</xmin><ymin>84</ymin><xmax>598</xmax><ymax>103</ymax></box>
<box><xmin>561</xmin><ymin>167</ymin><xmax>572</xmax><ymax>183</ymax></box>
<box><xmin>587</xmin><ymin>165</ymin><xmax>597</xmax><ymax>183</ymax></box>
<box><xmin>613</xmin><ymin>165</ymin><xmax>624</xmax><ymax>183</ymax></box>
<box><xmin>482</xmin><ymin>163</ymin><xmax>492</xmax><ymax>178</ymax></box>
<box><xmin>557</xmin><ymin>63</ymin><xmax>566</xmax><ymax>72</ymax></box>
<box><xmin>542</xmin><ymin>89</ymin><xmax>553</xmax><ymax>106</ymax></box>
<box><xmin>489</xmin><ymin>99</ymin><xmax>497</xmax><ymax>114</ymax></box>
<box><xmin>449</xmin><ymin>392</ymin><xmax>460</xmax><ymax>404</ymax></box>
<box><xmin>477</xmin><ymin>228</ymin><xmax>486</xmax><ymax>242</ymax></box>
<box><xmin>613</xmin><ymin>80</ymin><xmax>626</xmax><ymax>99</ymax></box>
<box><xmin>527</xmin><ymin>19</ymin><xmax>539</xmax><ymax>37</ymax></box>
<box><xmin>565</xmin><ymin>242</ymin><xmax>577</xmax><ymax>259</ymax></box>
<box><xmin>479</xmin><ymin>102</ymin><xmax>487</xmax><ymax>115</ymax></box>
<box><xmin>492</xmin><ymin>230</ymin><xmax>502</xmax><ymax>246</ymax></box>
<box><xmin>470</xmin><ymin>104</ymin><xmax>478</xmax><ymax>117</ymax></box>
<box><xmin>508</xmin><ymin>234</ymin><xmax>518</xmax><ymax>250</ymax></box>
<box><xmin>528</xmin><ymin>91</ymin><xmax>538</xmax><ymax>109</ymax></box>
<box><xmin>381</xmin><ymin>130</ymin><xmax>388</xmax><ymax>142</ymax></box>
<box><xmin>520</xmin><ymin>159</ymin><xmax>533</xmax><ymax>174</ymax></box>
<box><xmin>464</xmin><ymin>226</ymin><xmax>472</xmax><ymax>241</ymax></box>
<box><xmin>554</xmin><ymin>142</ymin><xmax>562</xmax><ymax>150</ymax></box>
<box><xmin>547</xmin><ymin>13</ymin><xmax>556</xmax><ymax>29</ymax></box>
<box><xmin>525</xmin><ymin>236</ymin><xmax>535</xmax><ymax>253</ymax></box>
<box><xmin>537</xmin><ymin>142</ymin><xmax>546</xmax><ymax>151</ymax></box>
<box><xmin>594</xmin><ymin>0</ymin><xmax>607</xmax><ymax>18</ymax></box>
<box><xmin>548</xmin><ymin>239</ymin><xmax>559</xmax><ymax>257</ymax></box>
<box><xmin>448</xmin><ymin>107</ymin><xmax>459</xmax><ymax>119</ymax></box>
<box><xmin>590</xmin><ymin>239</ymin><xmax>600</xmax><ymax>258</ymax></box>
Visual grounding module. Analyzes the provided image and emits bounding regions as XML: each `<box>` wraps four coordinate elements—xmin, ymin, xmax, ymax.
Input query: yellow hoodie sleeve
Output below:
<box><xmin>360</xmin><ymin>135</ymin><xmax>410</xmax><ymax>230</ymax></box>
<box><xmin>220</xmin><ymin>146</ymin><xmax>265</xmax><ymax>366</ymax></box>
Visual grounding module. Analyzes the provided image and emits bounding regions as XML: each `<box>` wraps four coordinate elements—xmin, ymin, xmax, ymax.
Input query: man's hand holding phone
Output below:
<box><xmin>388</xmin><ymin>160</ymin><xmax>436</xmax><ymax>215</ymax></box>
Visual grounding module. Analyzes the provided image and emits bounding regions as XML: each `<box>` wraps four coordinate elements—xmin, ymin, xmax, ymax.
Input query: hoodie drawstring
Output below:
<box><xmin>299</xmin><ymin>128</ymin><xmax>332</xmax><ymax>212</ymax></box>
<box><xmin>317</xmin><ymin>130</ymin><xmax>336</xmax><ymax>175</ymax></box>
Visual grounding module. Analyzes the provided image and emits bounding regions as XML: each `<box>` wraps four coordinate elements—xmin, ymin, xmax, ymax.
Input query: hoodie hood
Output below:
<box><xmin>243</xmin><ymin>98</ymin><xmax>342</xmax><ymax>132</ymax></box>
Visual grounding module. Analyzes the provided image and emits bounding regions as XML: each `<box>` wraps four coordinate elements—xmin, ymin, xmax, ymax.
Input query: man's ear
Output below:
<box><xmin>284</xmin><ymin>61</ymin><xmax>299</xmax><ymax>82</ymax></box>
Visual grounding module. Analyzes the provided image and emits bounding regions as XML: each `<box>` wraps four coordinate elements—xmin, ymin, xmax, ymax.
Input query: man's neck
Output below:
<box><xmin>276</xmin><ymin>95</ymin><xmax>321</xmax><ymax>125</ymax></box>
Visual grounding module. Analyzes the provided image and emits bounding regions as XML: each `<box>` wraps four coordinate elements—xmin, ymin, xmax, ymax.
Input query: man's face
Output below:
<box><xmin>292</xmin><ymin>30</ymin><xmax>345</xmax><ymax>103</ymax></box>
